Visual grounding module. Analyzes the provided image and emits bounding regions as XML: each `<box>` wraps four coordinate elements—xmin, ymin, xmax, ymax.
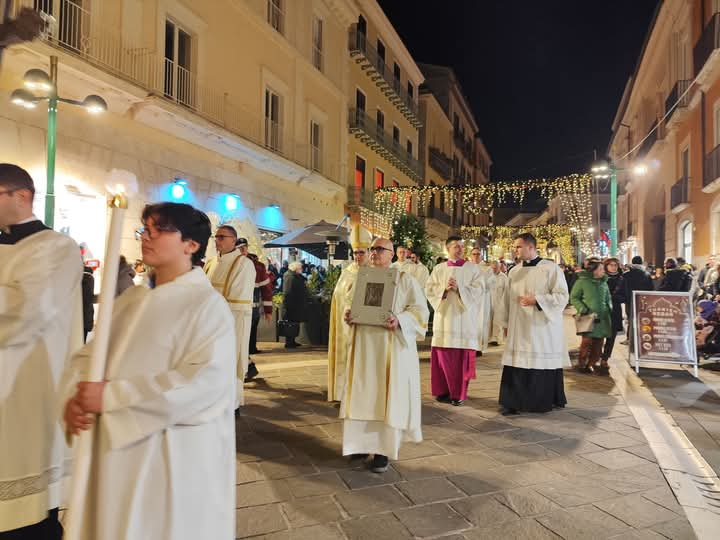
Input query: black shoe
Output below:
<box><xmin>370</xmin><ymin>454</ymin><xmax>389</xmax><ymax>473</ymax></box>
<box><xmin>501</xmin><ymin>408</ymin><xmax>518</xmax><ymax>416</ymax></box>
<box><xmin>451</xmin><ymin>399</ymin><xmax>465</xmax><ymax>406</ymax></box>
<box><xmin>476</xmin><ymin>351</ymin><xmax>483</xmax><ymax>357</ymax></box>
<box><xmin>244</xmin><ymin>362</ymin><xmax>259</xmax><ymax>382</ymax></box>
<box><xmin>249</xmin><ymin>349</ymin><xmax>261</xmax><ymax>355</ymax></box>
<box><xmin>488</xmin><ymin>341</ymin><xmax>499</xmax><ymax>347</ymax></box>
<box><xmin>285</xmin><ymin>341</ymin><xmax>300</xmax><ymax>349</ymax></box>
<box><xmin>435</xmin><ymin>394</ymin><xmax>451</xmax><ymax>404</ymax></box>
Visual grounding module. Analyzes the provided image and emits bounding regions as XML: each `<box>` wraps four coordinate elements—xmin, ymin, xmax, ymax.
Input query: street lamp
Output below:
<box><xmin>10</xmin><ymin>56</ymin><xmax>108</xmax><ymax>228</ymax></box>
<box><xmin>591</xmin><ymin>159</ymin><xmax>647</xmax><ymax>257</ymax></box>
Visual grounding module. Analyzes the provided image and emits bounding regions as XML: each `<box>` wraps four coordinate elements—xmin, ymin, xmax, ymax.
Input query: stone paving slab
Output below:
<box><xmin>233</xmin><ymin>340</ymin><xmax>697</xmax><ymax>539</ymax></box>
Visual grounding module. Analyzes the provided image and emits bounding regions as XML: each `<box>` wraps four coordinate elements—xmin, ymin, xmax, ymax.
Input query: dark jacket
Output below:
<box><xmin>659</xmin><ymin>268</ymin><xmax>692</xmax><ymax>292</ymax></box>
<box><xmin>116</xmin><ymin>261</ymin><xmax>136</xmax><ymax>297</ymax></box>
<box><xmin>81</xmin><ymin>266</ymin><xmax>95</xmax><ymax>334</ymax></box>
<box><xmin>570</xmin><ymin>271</ymin><xmax>612</xmax><ymax>338</ymax></box>
<box><xmin>624</xmin><ymin>265</ymin><xmax>653</xmax><ymax>312</ymax></box>
<box><xmin>282</xmin><ymin>270</ymin><xmax>308</xmax><ymax>322</ymax></box>
<box><xmin>606</xmin><ymin>272</ymin><xmax>626</xmax><ymax>333</ymax></box>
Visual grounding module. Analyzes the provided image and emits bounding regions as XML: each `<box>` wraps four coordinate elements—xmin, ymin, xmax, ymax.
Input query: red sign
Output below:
<box><xmin>85</xmin><ymin>259</ymin><xmax>100</xmax><ymax>270</ymax></box>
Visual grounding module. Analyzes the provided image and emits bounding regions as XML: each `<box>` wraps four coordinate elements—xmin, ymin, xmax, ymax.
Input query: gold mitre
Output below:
<box><xmin>350</xmin><ymin>225</ymin><xmax>373</xmax><ymax>249</ymax></box>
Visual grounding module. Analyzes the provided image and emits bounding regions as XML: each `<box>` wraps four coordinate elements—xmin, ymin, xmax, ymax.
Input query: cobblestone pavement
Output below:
<box><xmin>235</xmin><ymin>339</ymin><xmax>697</xmax><ymax>540</ymax></box>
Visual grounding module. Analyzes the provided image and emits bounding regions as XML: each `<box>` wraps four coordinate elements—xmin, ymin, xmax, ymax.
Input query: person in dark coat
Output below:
<box><xmin>116</xmin><ymin>255</ymin><xmax>136</xmax><ymax>297</ymax></box>
<box><xmin>659</xmin><ymin>258</ymin><xmax>692</xmax><ymax>292</ymax></box>
<box><xmin>623</xmin><ymin>256</ymin><xmax>653</xmax><ymax>352</ymax></box>
<box><xmin>282</xmin><ymin>261</ymin><xmax>308</xmax><ymax>348</ymax></box>
<box><xmin>601</xmin><ymin>258</ymin><xmax>625</xmax><ymax>366</ymax></box>
<box><xmin>81</xmin><ymin>263</ymin><xmax>95</xmax><ymax>342</ymax></box>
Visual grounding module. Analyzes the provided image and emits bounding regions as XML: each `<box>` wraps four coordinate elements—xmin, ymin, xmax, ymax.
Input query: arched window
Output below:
<box><xmin>679</xmin><ymin>221</ymin><xmax>693</xmax><ymax>263</ymax></box>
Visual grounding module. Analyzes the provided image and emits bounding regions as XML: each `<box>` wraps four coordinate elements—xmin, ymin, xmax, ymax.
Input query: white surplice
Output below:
<box><xmin>204</xmin><ymin>249</ymin><xmax>255</xmax><ymax>404</ymax></box>
<box><xmin>490</xmin><ymin>271</ymin><xmax>509</xmax><ymax>344</ymax></box>
<box><xmin>0</xmin><ymin>230</ymin><xmax>83</xmax><ymax>532</ymax></box>
<box><xmin>340</xmin><ymin>271</ymin><xmax>429</xmax><ymax>459</ymax></box>
<box><xmin>474</xmin><ymin>263</ymin><xmax>495</xmax><ymax>350</ymax></box>
<box><xmin>61</xmin><ymin>268</ymin><xmax>236</xmax><ymax>540</ymax></box>
<box><xmin>497</xmin><ymin>260</ymin><xmax>570</xmax><ymax>369</ymax></box>
<box><xmin>327</xmin><ymin>262</ymin><xmax>362</xmax><ymax>402</ymax></box>
<box><xmin>391</xmin><ymin>260</ymin><xmax>430</xmax><ymax>291</ymax></box>
<box><xmin>425</xmin><ymin>261</ymin><xmax>485</xmax><ymax>350</ymax></box>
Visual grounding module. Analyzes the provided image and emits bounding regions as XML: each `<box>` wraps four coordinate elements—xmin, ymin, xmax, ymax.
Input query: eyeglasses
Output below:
<box><xmin>135</xmin><ymin>224</ymin><xmax>179</xmax><ymax>240</ymax></box>
<box><xmin>369</xmin><ymin>246</ymin><xmax>393</xmax><ymax>253</ymax></box>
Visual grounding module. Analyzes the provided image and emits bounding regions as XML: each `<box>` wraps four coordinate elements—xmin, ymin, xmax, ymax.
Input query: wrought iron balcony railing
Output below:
<box><xmin>428</xmin><ymin>146</ymin><xmax>453</xmax><ymax>181</ymax></box>
<box><xmin>665</xmin><ymin>80</ymin><xmax>692</xmax><ymax>123</ymax></box>
<box><xmin>694</xmin><ymin>12</ymin><xmax>720</xmax><ymax>77</ymax></box>
<box><xmin>670</xmin><ymin>176</ymin><xmax>689</xmax><ymax>209</ymax></box>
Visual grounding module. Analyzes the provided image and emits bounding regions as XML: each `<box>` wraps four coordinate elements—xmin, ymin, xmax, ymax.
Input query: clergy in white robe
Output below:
<box><xmin>340</xmin><ymin>238</ymin><xmax>428</xmax><ymax>472</ymax></box>
<box><xmin>62</xmin><ymin>203</ymin><xmax>236</xmax><ymax>540</ymax></box>
<box><xmin>496</xmin><ymin>233</ymin><xmax>569</xmax><ymax>415</ymax></box>
<box><xmin>204</xmin><ymin>228</ymin><xmax>256</xmax><ymax>405</ymax></box>
<box><xmin>425</xmin><ymin>237</ymin><xmax>485</xmax><ymax>405</ymax></box>
<box><xmin>0</xmin><ymin>164</ymin><xmax>82</xmax><ymax>537</ymax></box>
<box><xmin>328</xmin><ymin>225</ymin><xmax>372</xmax><ymax>402</ymax></box>
<box><xmin>469</xmin><ymin>247</ymin><xmax>494</xmax><ymax>352</ymax></box>
<box><xmin>489</xmin><ymin>261</ymin><xmax>509</xmax><ymax>345</ymax></box>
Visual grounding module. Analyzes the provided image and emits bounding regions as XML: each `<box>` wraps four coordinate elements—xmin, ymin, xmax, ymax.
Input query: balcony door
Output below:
<box><xmin>264</xmin><ymin>89</ymin><xmax>282</xmax><ymax>152</ymax></box>
<box><xmin>33</xmin><ymin>0</ymin><xmax>88</xmax><ymax>52</ymax></box>
<box><xmin>164</xmin><ymin>19</ymin><xmax>194</xmax><ymax>107</ymax></box>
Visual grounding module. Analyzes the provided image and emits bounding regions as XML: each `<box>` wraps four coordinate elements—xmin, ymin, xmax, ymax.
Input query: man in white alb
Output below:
<box><xmin>204</xmin><ymin>227</ymin><xmax>256</xmax><ymax>406</ymax></box>
<box><xmin>469</xmin><ymin>246</ymin><xmax>494</xmax><ymax>354</ymax></box>
<box><xmin>341</xmin><ymin>238</ymin><xmax>428</xmax><ymax>473</ymax></box>
<box><xmin>0</xmin><ymin>164</ymin><xmax>83</xmax><ymax>539</ymax></box>
<box><xmin>488</xmin><ymin>260</ymin><xmax>509</xmax><ymax>346</ymax></box>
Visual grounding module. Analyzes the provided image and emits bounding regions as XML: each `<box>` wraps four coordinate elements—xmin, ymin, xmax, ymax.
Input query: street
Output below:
<box><xmin>234</xmin><ymin>316</ymin><xmax>708</xmax><ymax>540</ymax></box>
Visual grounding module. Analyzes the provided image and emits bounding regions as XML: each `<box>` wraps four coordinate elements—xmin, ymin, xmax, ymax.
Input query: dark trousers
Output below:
<box><xmin>579</xmin><ymin>336</ymin><xmax>603</xmax><ymax>367</ymax></box>
<box><xmin>0</xmin><ymin>508</ymin><xmax>62</xmax><ymax>540</ymax></box>
<box><xmin>249</xmin><ymin>309</ymin><xmax>260</xmax><ymax>355</ymax></box>
<box><xmin>602</xmin><ymin>334</ymin><xmax>617</xmax><ymax>361</ymax></box>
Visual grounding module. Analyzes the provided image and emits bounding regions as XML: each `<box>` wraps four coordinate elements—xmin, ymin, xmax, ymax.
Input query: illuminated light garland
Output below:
<box><xmin>359</xmin><ymin>207</ymin><xmax>392</xmax><ymax>238</ymax></box>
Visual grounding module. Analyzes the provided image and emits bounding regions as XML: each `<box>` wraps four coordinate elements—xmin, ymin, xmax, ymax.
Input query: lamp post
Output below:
<box><xmin>11</xmin><ymin>56</ymin><xmax>108</xmax><ymax>228</ymax></box>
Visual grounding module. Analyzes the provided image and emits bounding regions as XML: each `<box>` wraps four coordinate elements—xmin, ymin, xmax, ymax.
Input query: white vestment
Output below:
<box><xmin>340</xmin><ymin>271</ymin><xmax>429</xmax><ymax>459</ymax></box>
<box><xmin>204</xmin><ymin>249</ymin><xmax>255</xmax><ymax>405</ymax></box>
<box><xmin>475</xmin><ymin>263</ymin><xmax>494</xmax><ymax>350</ymax></box>
<box><xmin>425</xmin><ymin>262</ymin><xmax>485</xmax><ymax>350</ymax></box>
<box><xmin>0</xmin><ymin>229</ymin><xmax>83</xmax><ymax>531</ymax></box>
<box><xmin>61</xmin><ymin>268</ymin><xmax>236</xmax><ymax>540</ymax></box>
<box><xmin>391</xmin><ymin>260</ymin><xmax>430</xmax><ymax>290</ymax></box>
<box><xmin>497</xmin><ymin>260</ymin><xmax>570</xmax><ymax>369</ymax></box>
<box><xmin>490</xmin><ymin>271</ymin><xmax>509</xmax><ymax>343</ymax></box>
<box><xmin>328</xmin><ymin>262</ymin><xmax>362</xmax><ymax>402</ymax></box>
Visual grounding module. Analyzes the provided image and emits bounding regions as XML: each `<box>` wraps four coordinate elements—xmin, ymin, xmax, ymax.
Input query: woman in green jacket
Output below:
<box><xmin>570</xmin><ymin>259</ymin><xmax>612</xmax><ymax>374</ymax></box>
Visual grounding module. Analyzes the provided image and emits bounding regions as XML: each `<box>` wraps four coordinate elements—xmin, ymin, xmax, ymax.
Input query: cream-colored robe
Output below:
<box><xmin>497</xmin><ymin>259</ymin><xmax>570</xmax><ymax>369</ymax></box>
<box><xmin>327</xmin><ymin>262</ymin><xmax>361</xmax><ymax>402</ymax></box>
<box><xmin>204</xmin><ymin>249</ymin><xmax>255</xmax><ymax>404</ymax></box>
<box><xmin>0</xmin><ymin>230</ymin><xmax>83</xmax><ymax>532</ymax></box>
<box><xmin>391</xmin><ymin>260</ymin><xmax>430</xmax><ymax>290</ymax></box>
<box><xmin>61</xmin><ymin>268</ymin><xmax>236</xmax><ymax>540</ymax></box>
<box><xmin>425</xmin><ymin>261</ymin><xmax>485</xmax><ymax>350</ymax></box>
<box><xmin>340</xmin><ymin>271</ymin><xmax>429</xmax><ymax>459</ymax></box>
<box><xmin>490</xmin><ymin>271</ymin><xmax>509</xmax><ymax>343</ymax></box>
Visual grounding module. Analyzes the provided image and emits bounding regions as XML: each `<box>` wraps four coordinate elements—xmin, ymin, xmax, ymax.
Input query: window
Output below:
<box><xmin>357</xmin><ymin>15</ymin><xmax>367</xmax><ymax>51</ymax></box>
<box><xmin>376</xmin><ymin>109</ymin><xmax>384</xmax><ymax>138</ymax></box>
<box><xmin>393</xmin><ymin>125</ymin><xmax>400</xmax><ymax>145</ymax></box>
<box><xmin>407</xmin><ymin>82</ymin><xmax>414</xmax><ymax>101</ymax></box>
<box><xmin>267</xmin><ymin>0</ymin><xmax>283</xmax><ymax>34</ymax></box>
<box><xmin>310</xmin><ymin>121</ymin><xmax>322</xmax><ymax>172</ymax></box>
<box><xmin>164</xmin><ymin>19</ymin><xmax>194</xmax><ymax>107</ymax></box>
<box><xmin>406</xmin><ymin>139</ymin><xmax>413</xmax><ymax>157</ymax></box>
<box><xmin>600</xmin><ymin>204</ymin><xmax>609</xmax><ymax>220</ymax></box>
<box><xmin>355</xmin><ymin>89</ymin><xmax>366</xmax><ymax>127</ymax></box>
<box><xmin>393</xmin><ymin>63</ymin><xmax>401</xmax><ymax>92</ymax></box>
<box><xmin>377</xmin><ymin>39</ymin><xmax>386</xmax><ymax>73</ymax></box>
<box><xmin>264</xmin><ymin>88</ymin><xmax>282</xmax><ymax>152</ymax></box>
<box><xmin>680</xmin><ymin>221</ymin><xmax>693</xmax><ymax>263</ymax></box>
<box><xmin>375</xmin><ymin>168</ymin><xmax>384</xmax><ymax>189</ymax></box>
<box><xmin>312</xmin><ymin>17</ymin><xmax>323</xmax><ymax>71</ymax></box>
<box><xmin>355</xmin><ymin>155</ymin><xmax>366</xmax><ymax>189</ymax></box>
<box><xmin>682</xmin><ymin>147</ymin><xmax>689</xmax><ymax>179</ymax></box>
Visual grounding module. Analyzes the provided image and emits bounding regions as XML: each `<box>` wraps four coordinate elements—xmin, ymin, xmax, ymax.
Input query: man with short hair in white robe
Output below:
<box><xmin>497</xmin><ymin>232</ymin><xmax>569</xmax><ymax>415</ymax></box>
<box><xmin>0</xmin><ymin>164</ymin><xmax>83</xmax><ymax>539</ymax></box>
<box><xmin>426</xmin><ymin>236</ymin><xmax>485</xmax><ymax>406</ymax></box>
<box><xmin>327</xmin><ymin>225</ymin><xmax>372</xmax><ymax>402</ymax></box>
<box><xmin>469</xmin><ymin>247</ymin><xmax>494</xmax><ymax>354</ymax></box>
<box><xmin>341</xmin><ymin>238</ymin><xmax>429</xmax><ymax>473</ymax></box>
<box><xmin>204</xmin><ymin>227</ymin><xmax>255</xmax><ymax>406</ymax></box>
<box><xmin>406</xmin><ymin>249</ymin><xmax>430</xmax><ymax>290</ymax></box>
<box><xmin>62</xmin><ymin>202</ymin><xmax>236</xmax><ymax>540</ymax></box>
<box><xmin>488</xmin><ymin>260</ymin><xmax>509</xmax><ymax>346</ymax></box>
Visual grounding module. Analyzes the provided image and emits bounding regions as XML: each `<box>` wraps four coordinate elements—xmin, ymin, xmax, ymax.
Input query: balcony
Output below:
<box><xmin>694</xmin><ymin>12</ymin><xmax>720</xmax><ymax>86</ymax></box>
<box><xmin>670</xmin><ymin>177</ymin><xmax>690</xmax><ymax>213</ymax></box>
<box><xmin>665</xmin><ymin>80</ymin><xmax>692</xmax><ymax>128</ymax></box>
<box><xmin>348</xmin><ymin>108</ymin><xmax>422</xmax><ymax>180</ymax></box>
<box><xmin>453</xmin><ymin>130</ymin><xmax>473</xmax><ymax>161</ymax></box>
<box><xmin>419</xmin><ymin>205</ymin><xmax>451</xmax><ymax>227</ymax></box>
<box><xmin>348</xmin><ymin>28</ymin><xmax>421</xmax><ymax>128</ymax></box>
<box><xmin>704</xmin><ymin>144</ymin><xmax>720</xmax><ymax>193</ymax></box>
<box><xmin>10</xmin><ymin>0</ymin><xmax>340</xmax><ymax>188</ymax></box>
<box><xmin>637</xmin><ymin>119</ymin><xmax>662</xmax><ymax>158</ymax></box>
<box><xmin>428</xmin><ymin>146</ymin><xmax>453</xmax><ymax>181</ymax></box>
<box><xmin>346</xmin><ymin>186</ymin><xmax>375</xmax><ymax>211</ymax></box>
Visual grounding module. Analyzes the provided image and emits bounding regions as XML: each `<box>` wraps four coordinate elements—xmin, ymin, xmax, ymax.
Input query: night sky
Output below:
<box><xmin>377</xmin><ymin>0</ymin><xmax>660</xmax><ymax>182</ymax></box>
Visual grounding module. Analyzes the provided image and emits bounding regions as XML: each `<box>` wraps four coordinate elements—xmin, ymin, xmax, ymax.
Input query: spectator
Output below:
<box><xmin>282</xmin><ymin>261</ymin><xmax>308</xmax><ymax>348</ymax></box>
<box><xmin>651</xmin><ymin>266</ymin><xmax>664</xmax><ymax>290</ymax></box>
<box><xmin>571</xmin><ymin>259</ymin><xmax>612</xmax><ymax>374</ymax></box>
<box><xmin>602</xmin><ymin>258</ymin><xmax>625</xmax><ymax>366</ymax></box>
<box><xmin>116</xmin><ymin>255</ymin><xmax>136</xmax><ymax>297</ymax></box>
<box><xmin>623</xmin><ymin>256</ymin><xmax>654</xmax><ymax>350</ymax></box>
<box><xmin>660</xmin><ymin>258</ymin><xmax>692</xmax><ymax>292</ymax></box>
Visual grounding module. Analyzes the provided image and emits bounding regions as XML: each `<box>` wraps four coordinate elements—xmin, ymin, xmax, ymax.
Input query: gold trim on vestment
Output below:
<box><xmin>222</xmin><ymin>255</ymin><xmax>243</xmax><ymax>298</ymax></box>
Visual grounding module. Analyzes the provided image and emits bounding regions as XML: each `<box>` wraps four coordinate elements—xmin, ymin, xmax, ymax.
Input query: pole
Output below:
<box><xmin>45</xmin><ymin>56</ymin><xmax>58</xmax><ymax>228</ymax></box>
<box><xmin>610</xmin><ymin>166</ymin><xmax>618</xmax><ymax>257</ymax></box>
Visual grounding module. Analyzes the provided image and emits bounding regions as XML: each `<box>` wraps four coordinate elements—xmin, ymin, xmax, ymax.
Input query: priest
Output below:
<box><xmin>203</xmin><ymin>229</ymin><xmax>255</xmax><ymax>406</ymax></box>
<box><xmin>496</xmin><ymin>233</ymin><xmax>569</xmax><ymax>415</ymax></box>
<box><xmin>469</xmin><ymin>247</ymin><xmax>494</xmax><ymax>354</ymax></box>
<box><xmin>340</xmin><ymin>237</ymin><xmax>428</xmax><ymax>473</ymax></box>
<box><xmin>488</xmin><ymin>260</ymin><xmax>509</xmax><ymax>346</ymax></box>
<box><xmin>406</xmin><ymin>248</ymin><xmax>430</xmax><ymax>290</ymax></box>
<box><xmin>425</xmin><ymin>236</ymin><xmax>485</xmax><ymax>406</ymax></box>
<box><xmin>62</xmin><ymin>202</ymin><xmax>236</xmax><ymax>540</ymax></box>
<box><xmin>0</xmin><ymin>164</ymin><xmax>83</xmax><ymax>539</ymax></box>
<box><xmin>327</xmin><ymin>224</ymin><xmax>372</xmax><ymax>402</ymax></box>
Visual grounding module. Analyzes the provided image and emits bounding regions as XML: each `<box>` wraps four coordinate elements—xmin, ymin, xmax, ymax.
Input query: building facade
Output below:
<box><xmin>609</xmin><ymin>0</ymin><xmax>720</xmax><ymax>267</ymax></box>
